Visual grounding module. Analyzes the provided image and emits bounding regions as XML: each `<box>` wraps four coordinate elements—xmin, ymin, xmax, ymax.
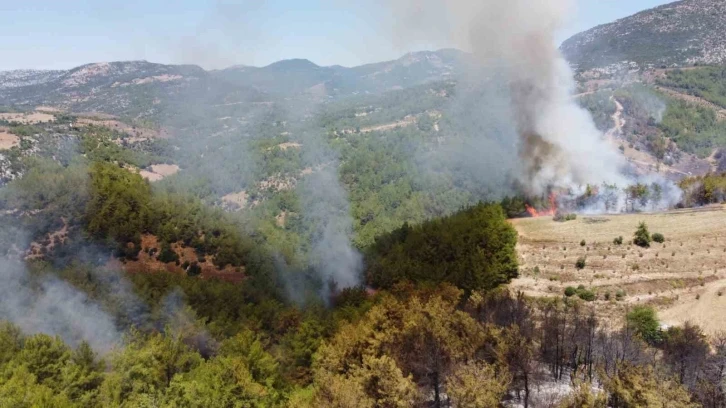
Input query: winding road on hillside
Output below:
<box><xmin>604</xmin><ymin>96</ymin><xmax>694</xmax><ymax>178</ymax></box>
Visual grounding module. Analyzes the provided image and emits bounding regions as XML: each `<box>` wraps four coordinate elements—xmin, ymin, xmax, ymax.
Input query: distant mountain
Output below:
<box><xmin>561</xmin><ymin>0</ymin><xmax>726</xmax><ymax>71</ymax></box>
<box><xmin>0</xmin><ymin>50</ymin><xmax>466</xmax><ymax>117</ymax></box>
<box><xmin>0</xmin><ymin>61</ymin><xmax>265</xmax><ymax>118</ymax></box>
<box><xmin>214</xmin><ymin>49</ymin><xmax>467</xmax><ymax>97</ymax></box>
<box><xmin>0</xmin><ymin>69</ymin><xmax>66</xmax><ymax>90</ymax></box>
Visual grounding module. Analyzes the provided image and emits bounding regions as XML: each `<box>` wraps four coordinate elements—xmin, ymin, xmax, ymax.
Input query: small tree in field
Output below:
<box><xmin>633</xmin><ymin>222</ymin><xmax>651</xmax><ymax>248</ymax></box>
<box><xmin>652</xmin><ymin>233</ymin><xmax>665</xmax><ymax>243</ymax></box>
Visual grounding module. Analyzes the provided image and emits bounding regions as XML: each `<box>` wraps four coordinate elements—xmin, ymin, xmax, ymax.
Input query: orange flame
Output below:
<box><xmin>526</xmin><ymin>193</ymin><xmax>558</xmax><ymax>217</ymax></box>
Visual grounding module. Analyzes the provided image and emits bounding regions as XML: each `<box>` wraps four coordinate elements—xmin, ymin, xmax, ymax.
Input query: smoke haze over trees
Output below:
<box><xmin>2</xmin><ymin>0</ymin><xmax>726</xmax><ymax>406</ymax></box>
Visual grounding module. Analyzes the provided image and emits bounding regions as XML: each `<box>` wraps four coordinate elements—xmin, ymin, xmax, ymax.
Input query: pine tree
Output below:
<box><xmin>633</xmin><ymin>222</ymin><xmax>651</xmax><ymax>248</ymax></box>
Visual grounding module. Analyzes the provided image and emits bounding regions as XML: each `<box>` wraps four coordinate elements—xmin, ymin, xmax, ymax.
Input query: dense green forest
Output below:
<box><xmin>659</xmin><ymin>100</ymin><xmax>726</xmax><ymax>158</ymax></box>
<box><xmin>658</xmin><ymin>66</ymin><xmax>726</xmax><ymax>109</ymax></box>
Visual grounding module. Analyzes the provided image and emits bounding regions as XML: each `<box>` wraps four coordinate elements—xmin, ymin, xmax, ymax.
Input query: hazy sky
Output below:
<box><xmin>0</xmin><ymin>0</ymin><xmax>672</xmax><ymax>71</ymax></box>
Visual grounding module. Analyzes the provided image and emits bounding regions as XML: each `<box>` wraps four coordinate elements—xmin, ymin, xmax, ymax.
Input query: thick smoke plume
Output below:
<box><xmin>299</xmin><ymin>129</ymin><xmax>363</xmax><ymax>298</ymax></box>
<box><xmin>387</xmin><ymin>0</ymin><xmax>629</xmax><ymax>195</ymax></box>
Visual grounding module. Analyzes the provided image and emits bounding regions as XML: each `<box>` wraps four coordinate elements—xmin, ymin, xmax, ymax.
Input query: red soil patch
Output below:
<box><xmin>115</xmin><ymin>234</ymin><xmax>245</xmax><ymax>284</ymax></box>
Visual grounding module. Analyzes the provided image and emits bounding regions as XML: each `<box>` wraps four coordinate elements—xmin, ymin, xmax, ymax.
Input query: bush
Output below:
<box><xmin>580</xmin><ymin>240</ymin><xmax>586</xmax><ymax>247</ymax></box>
<box><xmin>652</xmin><ymin>233</ymin><xmax>665</xmax><ymax>243</ymax></box>
<box><xmin>627</xmin><ymin>306</ymin><xmax>662</xmax><ymax>345</ymax></box>
<box><xmin>565</xmin><ymin>285</ymin><xmax>596</xmax><ymax>301</ymax></box>
<box><xmin>186</xmin><ymin>261</ymin><xmax>202</xmax><ymax>277</ymax></box>
<box><xmin>613</xmin><ymin>236</ymin><xmax>623</xmax><ymax>245</ymax></box>
<box><xmin>615</xmin><ymin>290</ymin><xmax>626</xmax><ymax>300</ymax></box>
<box><xmin>578</xmin><ymin>290</ymin><xmax>596</xmax><ymax>302</ymax></box>
<box><xmin>157</xmin><ymin>242</ymin><xmax>179</xmax><ymax>264</ymax></box>
<box><xmin>633</xmin><ymin>222</ymin><xmax>651</xmax><ymax>248</ymax></box>
<box><xmin>554</xmin><ymin>213</ymin><xmax>577</xmax><ymax>222</ymax></box>
<box><xmin>575</xmin><ymin>257</ymin><xmax>587</xmax><ymax>270</ymax></box>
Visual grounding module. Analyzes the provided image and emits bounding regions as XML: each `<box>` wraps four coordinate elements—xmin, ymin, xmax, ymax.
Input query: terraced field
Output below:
<box><xmin>511</xmin><ymin>205</ymin><xmax>726</xmax><ymax>333</ymax></box>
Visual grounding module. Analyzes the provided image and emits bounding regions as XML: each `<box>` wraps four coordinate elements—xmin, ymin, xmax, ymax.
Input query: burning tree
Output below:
<box><xmin>525</xmin><ymin>194</ymin><xmax>557</xmax><ymax>218</ymax></box>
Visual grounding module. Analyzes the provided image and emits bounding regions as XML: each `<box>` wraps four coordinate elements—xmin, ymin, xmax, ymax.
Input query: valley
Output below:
<box><xmin>1</xmin><ymin>0</ymin><xmax>726</xmax><ymax>406</ymax></box>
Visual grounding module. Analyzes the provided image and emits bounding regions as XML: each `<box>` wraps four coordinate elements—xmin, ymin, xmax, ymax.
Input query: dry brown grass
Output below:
<box><xmin>0</xmin><ymin>112</ymin><xmax>55</xmax><ymax>124</ymax></box>
<box><xmin>0</xmin><ymin>130</ymin><xmax>20</xmax><ymax>150</ymax></box>
<box><xmin>510</xmin><ymin>205</ymin><xmax>726</xmax><ymax>333</ymax></box>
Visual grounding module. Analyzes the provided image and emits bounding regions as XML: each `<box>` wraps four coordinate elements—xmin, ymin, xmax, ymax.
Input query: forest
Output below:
<box><xmin>658</xmin><ymin>66</ymin><xmax>726</xmax><ymax>109</ymax></box>
<box><xmin>2</xmin><ymin>65</ymin><xmax>726</xmax><ymax>407</ymax></box>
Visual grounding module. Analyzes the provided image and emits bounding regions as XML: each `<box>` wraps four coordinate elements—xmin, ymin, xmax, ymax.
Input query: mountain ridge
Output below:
<box><xmin>0</xmin><ymin>49</ymin><xmax>469</xmax><ymax>114</ymax></box>
<box><xmin>561</xmin><ymin>0</ymin><xmax>726</xmax><ymax>71</ymax></box>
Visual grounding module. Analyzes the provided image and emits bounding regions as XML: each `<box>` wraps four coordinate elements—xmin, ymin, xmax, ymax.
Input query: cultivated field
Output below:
<box><xmin>511</xmin><ymin>206</ymin><xmax>726</xmax><ymax>333</ymax></box>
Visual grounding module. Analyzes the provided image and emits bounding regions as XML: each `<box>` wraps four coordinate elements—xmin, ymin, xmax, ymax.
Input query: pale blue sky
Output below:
<box><xmin>0</xmin><ymin>0</ymin><xmax>671</xmax><ymax>71</ymax></box>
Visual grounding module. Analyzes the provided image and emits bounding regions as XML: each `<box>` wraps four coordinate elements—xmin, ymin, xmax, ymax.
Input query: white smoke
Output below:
<box><xmin>0</xmin><ymin>258</ymin><xmax>120</xmax><ymax>353</ymax></box>
<box><xmin>298</xmin><ymin>130</ymin><xmax>363</xmax><ymax>297</ymax></box>
<box><xmin>385</xmin><ymin>0</ymin><xmax>629</xmax><ymax>195</ymax></box>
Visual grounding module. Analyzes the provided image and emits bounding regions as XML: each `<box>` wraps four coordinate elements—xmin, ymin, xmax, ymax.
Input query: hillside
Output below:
<box><xmin>0</xmin><ymin>49</ymin><xmax>465</xmax><ymax>118</ymax></box>
<box><xmin>0</xmin><ymin>61</ymin><xmax>266</xmax><ymax>120</ymax></box>
<box><xmin>211</xmin><ymin>49</ymin><xmax>465</xmax><ymax>97</ymax></box>
<box><xmin>4</xmin><ymin>4</ymin><xmax>726</xmax><ymax>405</ymax></box>
<box><xmin>561</xmin><ymin>0</ymin><xmax>726</xmax><ymax>71</ymax></box>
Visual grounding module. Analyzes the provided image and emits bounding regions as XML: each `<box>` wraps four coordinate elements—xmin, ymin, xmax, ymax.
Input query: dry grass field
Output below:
<box><xmin>0</xmin><ymin>112</ymin><xmax>55</xmax><ymax>124</ymax></box>
<box><xmin>0</xmin><ymin>129</ymin><xmax>20</xmax><ymax>150</ymax></box>
<box><xmin>510</xmin><ymin>205</ymin><xmax>726</xmax><ymax>333</ymax></box>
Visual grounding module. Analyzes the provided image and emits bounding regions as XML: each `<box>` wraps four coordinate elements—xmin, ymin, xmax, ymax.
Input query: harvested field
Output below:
<box><xmin>0</xmin><ymin>129</ymin><xmax>20</xmax><ymax>150</ymax></box>
<box><xmin>139</xmin><ymin>164</ymin><xmax>179</xmax><ymax>182</ymax></box>
<box><xmin>0</xmin><ymin>111</ymin><xmax>55</xmax><ymax>124</ymax></box>
<box><xmin>35</xmin><ymin>106</ymin><xmax>63</xmax><ymax>113</ymax></box>
<box><xmin>511</xmin><ymin>205</ymin><xmax>726</xmax><ymax>333</ymax></box>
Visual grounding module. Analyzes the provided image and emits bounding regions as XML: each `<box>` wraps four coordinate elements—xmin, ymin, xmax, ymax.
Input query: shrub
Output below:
<box><xmin>575</xmin><ymin>257</ymin><xmax>587</xmax><ymax>270</ymax></box>
<box><xmin>564</xmin><ymin>286</ymin><xmax>577</xmax><ymax>297</ymax></box>
<box><xmin>604</xmin><ymin>292</ymin><xmax>611</xmax><ymax>301</ymax></box>
<box><xmin>187</xmin><ymin>261</ymin><xmax>202</xmax><ymax>277</ymax></box>
<box><xmin>613</xmin><ymin>236</ymin><xmax>623</xmax><ymax>245</ymax></box>
<box><xmin>578</xmin><ymin>290</ymin><xmax>596</xmax><ymax>302</ymax></box>
<box><xmin>615</xmin><ymin>290</ymin><xmax>626</xmax><ymax>301</ymax></box>
<box><xmin>652</xmin><ymin>233</ymin><xmax>665</xmax><ymax>243</ymax></box>
<box><xmin>157</xmin><ymin>242</ymin><xmax>179</xmax><ymax>263</ymax></box>
<box><xmin>633</xmin><ymin>222</ymin><xmax>651</xmax><ymax>248</ymax></box>
<box><xmin>553</xmin><ymin>213</ymin><xmax>577</xmax><ymax>222</ymax></box>
<box><xmin>580</xmin><ymin>240</ymin><xmax>586</xmax><ymax>247</ymax></box>
<box><xmin>627</xmin><ymin>306</ymin><xmax>662</xmax><ymax>345</ymax></box>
